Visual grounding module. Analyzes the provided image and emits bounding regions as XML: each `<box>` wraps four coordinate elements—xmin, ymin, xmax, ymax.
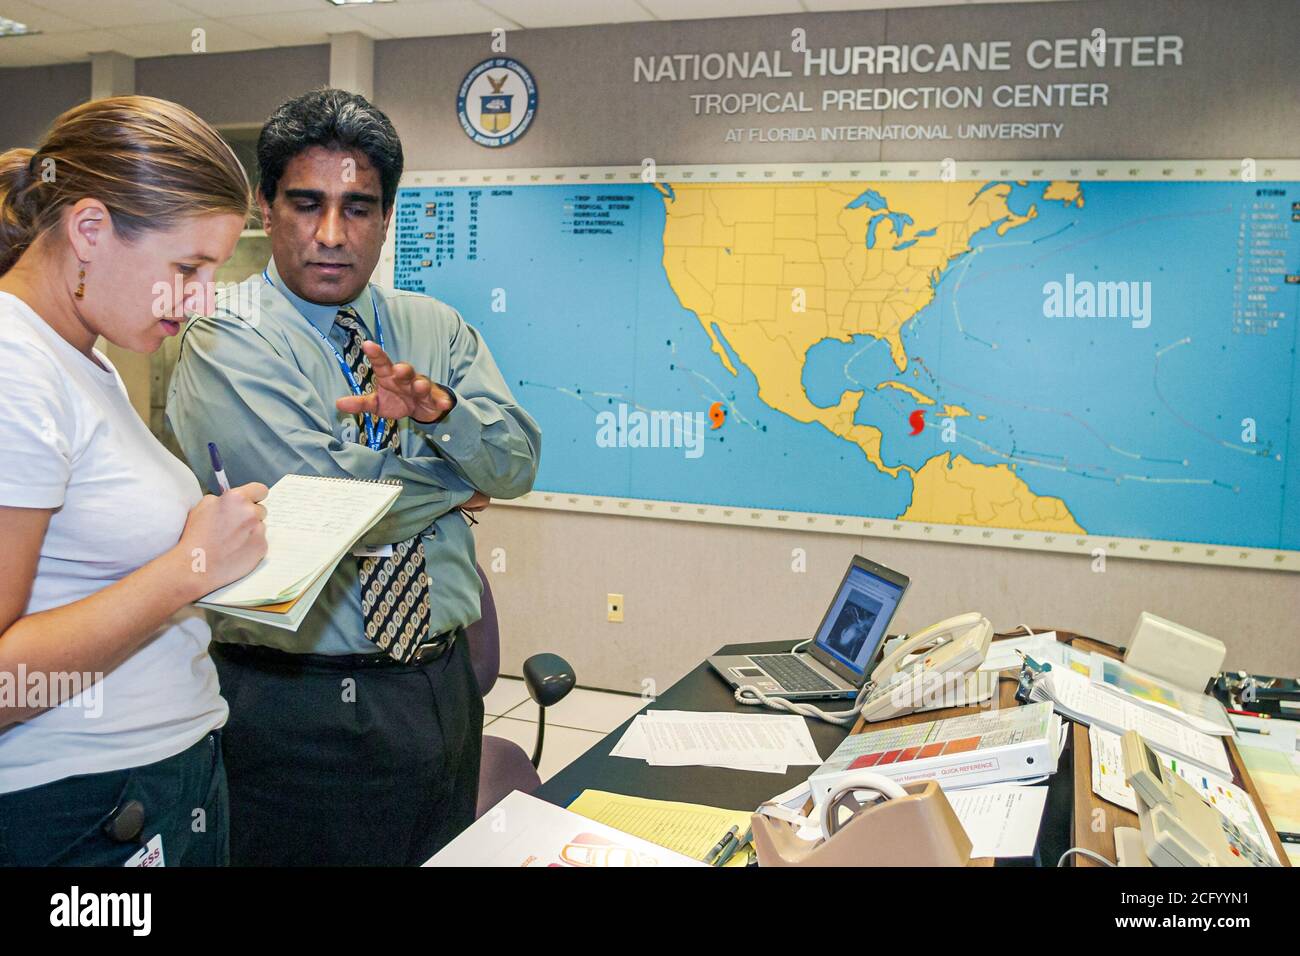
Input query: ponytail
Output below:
<box><xmin>0</xmin><ymin>96</ymin><xmax>250</xmax><ymax>278</ymax></box>
<box><xmin>0</xmin><ymin>148</ymin><xmax>39</xmax><ymax>275</ymax></box>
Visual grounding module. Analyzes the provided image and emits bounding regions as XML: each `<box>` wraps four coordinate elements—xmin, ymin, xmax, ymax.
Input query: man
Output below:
<box><xmin>166</xmin><ymin>88</ymin><xmax>540</xmax><ymax>865</ymax></box>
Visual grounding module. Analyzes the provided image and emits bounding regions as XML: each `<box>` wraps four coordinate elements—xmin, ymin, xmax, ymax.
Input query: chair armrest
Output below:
<box><xmin>523</xmin><ymin>653</ymin><xmax>576</xmax><ymax>708</ymax></box>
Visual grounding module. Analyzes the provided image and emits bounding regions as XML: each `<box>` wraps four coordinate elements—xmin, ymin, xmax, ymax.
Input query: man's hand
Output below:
<box><xmin>335</xmin><ymin>340</ymin><xmax>455</xmax><ymax>424</ymax></box>
<box><xmin>457</xmin><ymin>490</ymin><xmax>490</xmax><ymax>525</ymax></box>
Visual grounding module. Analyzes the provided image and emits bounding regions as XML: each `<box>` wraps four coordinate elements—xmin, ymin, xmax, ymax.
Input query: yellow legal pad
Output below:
<box><xmin>567</xmin><ymin>790</ymin><xmax>753</xmax><ymax>867</ymax></box>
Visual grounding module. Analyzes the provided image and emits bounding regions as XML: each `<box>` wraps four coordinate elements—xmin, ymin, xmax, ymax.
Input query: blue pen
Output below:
<box><xmin>207</xmin><ymin>442</ymin><xmax>232</xmax><ymax>494</ymax></box>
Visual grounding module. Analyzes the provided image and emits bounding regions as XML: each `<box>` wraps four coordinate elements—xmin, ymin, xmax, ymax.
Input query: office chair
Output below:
<box><xmin>465</xmin><ymin>565</ymin><xmax>577</xmax><ymax>817</ymax></box>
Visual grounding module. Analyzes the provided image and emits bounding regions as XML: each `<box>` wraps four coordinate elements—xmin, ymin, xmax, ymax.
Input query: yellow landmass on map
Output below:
<box><xmin>661</xmin><ymin>180</ymin><xmax>1049</xmax><ymax>378</ymax></box>
<box><xmin>660</xmin><ymin>180</ymin><xmax>1037</xmax><ymax>474</ymax></box>
<box><xmin>877</xmin><ymin>381</ymin><xmax>934</xmax><ymax>404</ymax></box>
<box><xmin>1042</xmin><ymin>181</ymin><xmax>1084</xmax><ymax>208</ymax></box>
<box><xmin>872</xmin><ymin>386</ymin><xmax>969</xmax><ymax>424</ymax></box>
<box><xmin>997</xmin><ymin>203</ymin><xmax>1037</xmax><ymax>235</ymax></box>
<box><xmin>659</xmin><ymin>179</ymin><xmax>1088</xmax><ymax>534</ymax></box>
<box><xmin>900</xmin><ymin>453</ymin><xmax>1084</xmax><ymax>532</ymax></box>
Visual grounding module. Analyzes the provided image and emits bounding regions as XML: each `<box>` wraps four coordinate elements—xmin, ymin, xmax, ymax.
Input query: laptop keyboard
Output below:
<box><xmin>750</xmin><ymin>654</ymin><xmax>838</xmax><ymax>693</ymax></box>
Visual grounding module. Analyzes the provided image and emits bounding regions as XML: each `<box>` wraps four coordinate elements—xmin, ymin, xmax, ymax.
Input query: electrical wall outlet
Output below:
<box><xmin>607</xmin><ymin>593</ymin><xmax>624</xmax><ymax>623</ymax></box>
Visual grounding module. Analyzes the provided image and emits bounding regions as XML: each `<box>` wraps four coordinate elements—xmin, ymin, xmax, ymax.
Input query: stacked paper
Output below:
<box><xmin>426</xmin><ymin>790</ymin><xmax>704</xmax><ymax>867</ymax></box>
<box><xmin>611</xmin><ymin>710</ymin><xmax>821</xmax><ymax>774</ymax></box>
<box><xmin>1029</xmin><ymin>665</ymin><xmax>1231</xmax><ymax>777</ymax></box>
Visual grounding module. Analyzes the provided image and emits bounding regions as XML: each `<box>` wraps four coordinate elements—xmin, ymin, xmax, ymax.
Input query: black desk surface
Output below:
<box><xmin>535</xmin><ymin>638</ymin><xmax>1076</xmax><ymax>866</ymax></box>
<box><xmin>535</xmin><ymin>641</ymin><xmax>860</xmax><ymax>812</ymax></box>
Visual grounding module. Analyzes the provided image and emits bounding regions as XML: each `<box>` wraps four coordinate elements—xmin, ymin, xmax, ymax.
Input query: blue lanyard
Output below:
<box><xmin>263</xmin><ymin>270</ymin><xmax>388</xmax><ymax>450</ymax></box>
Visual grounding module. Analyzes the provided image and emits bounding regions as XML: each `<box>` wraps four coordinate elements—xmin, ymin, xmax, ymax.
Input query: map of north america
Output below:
<box><xmin>657</xmin><ymin>178</ymin><xmax>1087</xmax><ymax>534</ymax></box>
<box><xmin>392</xmin><ymin>173</ymin><xmax>1299</xmax><ymax>557</ymax></box>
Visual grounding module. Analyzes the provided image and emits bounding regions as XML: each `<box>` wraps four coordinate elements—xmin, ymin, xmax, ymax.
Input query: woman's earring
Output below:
<box><xmin>74</xmin><ymin>266</ymin><xmax>86</xmax><ymax>300</ymax></box>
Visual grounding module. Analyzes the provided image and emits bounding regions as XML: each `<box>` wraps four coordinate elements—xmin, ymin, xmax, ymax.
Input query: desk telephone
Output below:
<box><xmin>858</xmin><ymin>611</ymin><xmax>994</xmax><ymax>722</ymax></box>
<box><xmin>1116</xmin><ymin>730</ymin><xmax>1277</xmax><ymax>867</ymax></box>
<box><xmin>737</xmin><ymin>612</ymin><xmax>994</xmax><ymax>726</ymax></box>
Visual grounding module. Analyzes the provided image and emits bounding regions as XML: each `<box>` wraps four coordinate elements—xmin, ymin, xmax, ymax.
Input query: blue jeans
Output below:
<box><xmin>0</xmin><ymin>730</ymin><xmax>229</xmax><ymax>866</ymax></box>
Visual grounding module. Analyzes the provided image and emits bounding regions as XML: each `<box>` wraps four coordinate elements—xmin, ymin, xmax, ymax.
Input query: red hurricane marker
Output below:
<box><xmin>709</xmin><ymin>402</ymin><xmax>726</xmax><ymax>430</ymax></box>
<box><xmin>908</xmin><ymin>409</ymin><xmax>925</xmax><ymax>435</ymax></box>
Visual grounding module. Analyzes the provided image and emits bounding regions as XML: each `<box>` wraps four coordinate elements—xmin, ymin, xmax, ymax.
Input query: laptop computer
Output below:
<box><xmin>708</xmin><ymin>555</ymin><xmax>910</xmax><ymax>700</ymax></box>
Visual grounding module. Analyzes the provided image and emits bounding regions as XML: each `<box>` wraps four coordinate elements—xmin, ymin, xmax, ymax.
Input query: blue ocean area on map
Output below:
<box><xmin>395</xmin><ymin>179</ymin><xmax>1299</xmax><ymax>551</ymax></box>
<box><xmin>802</xmin><ymin>181</ymin><xmax>1300</xmax><ymax>547</ymax></box>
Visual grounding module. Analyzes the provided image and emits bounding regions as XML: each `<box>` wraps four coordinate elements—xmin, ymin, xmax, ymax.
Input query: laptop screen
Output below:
<box><xmin>813</xmin><ymin>561</ymin><xmax>907</xmax><ymax>676</ymax></box>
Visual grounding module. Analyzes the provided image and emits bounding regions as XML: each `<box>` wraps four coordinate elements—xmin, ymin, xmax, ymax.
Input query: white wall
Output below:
<box><xmin>474</xmin><ymin>505</ymin><xmax>1300</xmax><ymax>690</ymax></box>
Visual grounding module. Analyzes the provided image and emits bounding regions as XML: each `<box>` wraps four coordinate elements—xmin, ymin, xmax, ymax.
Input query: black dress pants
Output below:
<box><xmin>211</xmin><ymin>634</ymin><xmax>483</xmax><ymax>866</ymax></box>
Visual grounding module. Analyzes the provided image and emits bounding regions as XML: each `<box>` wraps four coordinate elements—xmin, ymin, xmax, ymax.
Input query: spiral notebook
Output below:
<box><xmin>196</xmin><ymin>474</ymin><xmax>402</xmax><ymax>632</ymax></box>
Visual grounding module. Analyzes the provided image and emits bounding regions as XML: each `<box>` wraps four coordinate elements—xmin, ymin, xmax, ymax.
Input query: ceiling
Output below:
<box><xmin>0</xmin><ymin>0</ymin><xmax>1081</xmax><ymax>69</ymax></box>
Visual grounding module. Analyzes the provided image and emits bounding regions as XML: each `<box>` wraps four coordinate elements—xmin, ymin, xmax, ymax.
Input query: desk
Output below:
<box><xmin>535</xmin><ymin>637</ymin><xmax>1069</xmax><ymax>864</ymax></box>
<box><xmin>535</xmin><ymin>641</ymin><xmax>858</xmax><ymax>813</ymax></box>
<box><xmin>535</xmin><ymin>633</ymin><xmax>1289</xmax><ymax>867</ymax></box>
<box><xmin>1063</xmin><ymin>634</ymin><xmax>1291</xmax><ymax>867</ymax></box>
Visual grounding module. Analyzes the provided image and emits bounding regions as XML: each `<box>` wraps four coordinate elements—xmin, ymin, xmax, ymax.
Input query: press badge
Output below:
<box><xmin>124</xmin><ymin>834</ymin><xmax>164</xmax><ymax>868</ymax></box>
<box><xmin>352</xmin><ymin>543</ymin><xmax>394</xmax><ymax>558</ymax></box>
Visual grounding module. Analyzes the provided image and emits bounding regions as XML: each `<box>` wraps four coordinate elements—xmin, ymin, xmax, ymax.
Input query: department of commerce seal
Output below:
<box><xmin>456</xmin><ymin>57</ymin><xmax>538</xmax><ymax>148</ymax></box>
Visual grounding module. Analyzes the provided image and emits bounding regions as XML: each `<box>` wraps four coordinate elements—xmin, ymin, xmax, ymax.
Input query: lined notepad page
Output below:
<box><xmin>200</xmin><ymin>475</ymin><xmax>401</xmax><ymax>608</ymax></box>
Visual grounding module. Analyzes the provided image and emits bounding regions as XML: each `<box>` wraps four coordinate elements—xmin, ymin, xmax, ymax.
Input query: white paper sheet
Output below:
<box><xmin>1039</xmin><ymin>666</ymin><xmax>1231</xmax><ymax>776</ymax></box>
<box><xmin>200</xmin><ymin>475</ymin><xmax>398</xmax><ymax>606</ymax></box>
<box><xmin>947</xmin><ymin>785</ymin><xmax>1050</xmax><ymax>858</ymax></box>
<box><xmin>425</xmin><ymin>790</ymin><xmax>704</xmax><ymax>867</ymax></box>
<box><xmin>1089</xmin><ymin>655</ymin><xmax>1234</xmax><ymax>735</ymax></box>
<box><xmin>1230</xmin><ymin>713</ymin><xmax>1299</xmax><ymax>755</ymax></box>
<box><xmin>610</xmin><ymin>715</ymin><xmax>787</xmax><ymax>773</ymax></box>
<box><xmin>638</xmin><ymin>711</ymin><xmax>821</xmax><ymax>769</ymax></box>
<box><xmin>979</xmin><ymin>632</ymin><xmax>1060</xmax><ymax>672</ymax></box>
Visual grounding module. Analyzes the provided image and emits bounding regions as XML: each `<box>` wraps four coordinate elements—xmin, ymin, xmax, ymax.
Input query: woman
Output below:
<box><xmin>0</xmin><ymin>96</ymin><xmax>268</xmax><ymax>865</ymax></box>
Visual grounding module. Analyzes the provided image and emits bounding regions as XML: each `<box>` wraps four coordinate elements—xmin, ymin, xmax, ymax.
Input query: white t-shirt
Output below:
<box><xmin>0</xmin><ymin>291</ymin><xmax>227</xmax><ymax>793</ymax></box>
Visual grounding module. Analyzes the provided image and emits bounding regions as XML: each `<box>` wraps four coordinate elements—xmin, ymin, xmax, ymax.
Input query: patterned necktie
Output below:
<box><xmin>335</xmin><ymin>307</ymin><xmax>432</xmax><ymax>663</ymax></box>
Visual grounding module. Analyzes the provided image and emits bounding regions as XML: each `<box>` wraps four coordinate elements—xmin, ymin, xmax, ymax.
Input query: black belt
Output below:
<box><xmin>407</xmin><ymin>629</ymin><xmax>458</xmax><ymax>665</ymax></box>
<box><xmin>215</xmin><ymin>630</ymin><xmax>458</xmax><ymax>669</ymax></box>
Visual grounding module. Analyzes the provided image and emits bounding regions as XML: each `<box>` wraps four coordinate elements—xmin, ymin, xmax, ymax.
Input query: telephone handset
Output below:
<box><xmin>871</xmin><ymin>611</ymin><xmax>989</xmax><ymax>684</ymax></box>
<box><xmin>859</xmin><ymin>611</ymin><xmax>994</xmax><ymax>722</ymax></box>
